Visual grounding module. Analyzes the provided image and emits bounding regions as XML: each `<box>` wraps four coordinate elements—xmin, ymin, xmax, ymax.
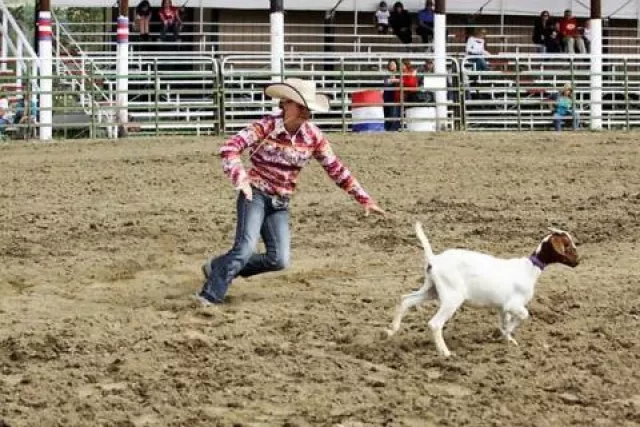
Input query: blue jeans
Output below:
<box><xmin>553</xmin><ymin>112</ymin><xmax>579</xmax><ymax>131</ymax></box>
<box><xmin>199</xmin><ymin>187</ymin><xmax>290</xmax><ymax>303</ymax></box>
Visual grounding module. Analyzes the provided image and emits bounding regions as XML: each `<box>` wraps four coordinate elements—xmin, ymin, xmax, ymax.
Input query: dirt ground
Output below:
<box><xmin>1</xmin><ymin>131</ymin><xmax>639</xmax><ymax>427</ymax></box>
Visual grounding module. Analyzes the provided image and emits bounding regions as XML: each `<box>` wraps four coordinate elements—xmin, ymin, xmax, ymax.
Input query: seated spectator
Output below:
<box><xmin>466</xmin><ymin>28</ymin><xmax>491</xmax><ymax>71</ymax></box>
<box><xmin>383</xmin><ymin>59</ymin><xmax>400</xmax><ymax>131</ymax></box>
<box><xmin>159</xmin><ymin>0</ymin><xmax>183</xmax><ymax>42</ymax></box>
<box><xmin>532</xmin><ymin>10</ymin><xmax>553</xmax><ymax>53</ymax></box>
<box><xmin>559</xmin><ymin>9</ymin><xmax>586</xmax><ymax>54</ymax></box>
<box><xmin>374</xmin><ymin>1</ymin><xmax>390</xmax><ymax>34</ymax></box>
<box><xmin>135</xmin><ymin>0</ymin><xmax>152</xmax><ymax>41</ymax></box>
<box><xmin>389</xmin><ymin>2</ymin><xmax>412</xmax><ymax>47</ymax></box>
<box><xmin>551</xmin><ymin>83</ymin><xmax>579</xmax><ymax>131</ymax></box>
<box><xmin>416</xmin><ymin>0</ymin><xmax>435</xmax><ymax>47</ymax></box>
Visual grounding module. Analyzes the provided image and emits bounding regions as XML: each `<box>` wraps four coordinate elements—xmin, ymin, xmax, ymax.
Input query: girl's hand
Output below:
<box><xmin>237</xmin><ymin>182</ymin><xmax>253</xmax><ymax>201</ymax></box>
<box><xmin>364</xmin><ymin>203</ymin><xmax>386</xmax><ymax>217</ymax></box>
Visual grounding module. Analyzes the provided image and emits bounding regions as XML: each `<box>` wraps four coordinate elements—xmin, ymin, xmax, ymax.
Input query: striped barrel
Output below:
<box><xmin>351</xmin><ymin>90</ymin><xmax>384</xmax><ymax>132</ymax></box>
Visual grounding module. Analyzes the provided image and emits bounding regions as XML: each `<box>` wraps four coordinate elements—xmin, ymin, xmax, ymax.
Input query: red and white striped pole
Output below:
<box><xmin>116</xmin><ymin>1</ymin><xmax>129</xmax><ymax>138</ymax></box>
<box><xmin>38</xmin><ymin>0</ymin><xmax>53</xmax><ymax>140</ymax></box>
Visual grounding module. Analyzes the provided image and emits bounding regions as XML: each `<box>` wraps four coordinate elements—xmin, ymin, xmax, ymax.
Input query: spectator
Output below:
<box><xmin>159</xmin><ymin>0</ymin><xmax>183</xmax><ymax>42</ymax></box>
<box><xmin>399</xmin><ymin>58</ymin><xmax>419</xmax><ymax>104</ymax></box>
<box><xmin>0</xmin><ymin>107</ymin><xmax>9</xmax><ymax>139</ymax></box>
<box><xmin>417</xmin><ymin>59</ymin><xmax>436</xmax><ymax>103</ymax></box>
<box><xmin>374</xmin><ymin>1</ymin><xmax>390</xmax><ymax>34</ymax></box>
<box><xmin>135</xmin><ymin>0</ymin><xmax>152</xmax><ymax>41</ymax></box>
<box><xmin>416</xmin><ymin>0</ymin><xmax>435</xmax><ymax>46</ymax></box>
<box><xmin>559</xmin><ymin>9</ymin><xmax>586</xmax><ymax>54</ymax></box>
<box><xmin>466</xmin><ymin>28</ymin><xmax>491</xmax><ymax>71</ymax></box>
<box><xmin>532</xmin><ymin>10</ymin><xmax>552</xmax><ymax>53</ymax></box>
<box><xmin>389</xmin><ymin>2</ymin><xmax>412</xmax><ymax>47</ymax></box>
<box><xmin>582</xmin><ymin>19</ymin><xmax>592</xmax><ymax>53</ymax></box>
<box><xmin>551</xmin><ymin>83</ymin><xmax>579</xmax><ymax>131</ymax></box>
<box><xmin>383</xmin><ymin>59</ymin><xmax>401</xmax><ymax>131</ymax></box>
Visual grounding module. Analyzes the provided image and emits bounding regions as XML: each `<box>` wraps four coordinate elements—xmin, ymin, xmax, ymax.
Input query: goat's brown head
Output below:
<box><xmin>533</xmin><ymin>227</ymin><xmax>580</xmax><ymax>268</ymax></box>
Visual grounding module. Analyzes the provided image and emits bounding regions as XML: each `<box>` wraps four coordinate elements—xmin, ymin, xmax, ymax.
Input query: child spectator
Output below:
<box><xmin>159</xmin><ymin>0</ymin><xmax>183</xmax><ymax>42</ymax></box>
<box><xmin>135</xmin><ymin>0</ymin><xmax>152</xmax><ymax>41</ymax></box>
<box><xmin>559</xmin><ymin>9</ymin><xmax>586</xmax><ymax>53</ymax></box>
<box><xmin>416</xmin><ymin>0</ymin><xmax>435</xmax><ymax>46</ymax></box>
<box><xmin>466</xmin><ymin>28</ymin><xmax>491</xmax><ymax>71</ymax></box>
<box><xmin>551</xmin><ymin>83</ymin><xmax>579</xmax><ymax>131</ymax></box>
<box><xmin>389</xmin><ymin>2</ymin><xmax>412</xmax><ymax>46</ymax></box>
<box><xmin>374</xmin><ymin>2</ymin><xmax>390</xmax><ymax>34</ymax></box>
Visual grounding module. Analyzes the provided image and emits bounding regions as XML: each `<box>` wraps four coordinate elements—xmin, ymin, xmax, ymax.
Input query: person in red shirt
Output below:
<box><xmin>397</xmin><ymin>58</ymin><xmax>419</xmax><ymax>104</ymax></box>
<box><xmin>159</xmin><ymin>0</ymin><xmax>183</xmax><ymax>41</ymax></box>
<box><xmin>559</xmin><ymin>9</ymin><xmax>586</xmax><ymax>54</ymax></box>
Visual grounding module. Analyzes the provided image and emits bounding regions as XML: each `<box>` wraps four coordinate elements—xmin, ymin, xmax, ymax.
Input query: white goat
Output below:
<box><xmin>387</xmin><ymin>222</ymin><xmax>579</xmax><ymax>357</ymax></box>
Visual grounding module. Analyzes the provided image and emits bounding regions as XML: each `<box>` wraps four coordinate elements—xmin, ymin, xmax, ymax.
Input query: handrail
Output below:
<box><xmin>51</xmin><ymin>9</ymin><xmax>112</xmax><ymax>112</ymax></box>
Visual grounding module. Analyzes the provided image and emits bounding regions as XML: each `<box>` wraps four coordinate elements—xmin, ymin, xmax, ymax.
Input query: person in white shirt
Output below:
<box><xmin>374</xmin><ymin>1</ymin><xmax>390</xmax><ymax>34</ymax></box>
<box><xmin>466</xmin><ymin>28</ymin><xmax>491</xmax><ymax>71</ymax></box>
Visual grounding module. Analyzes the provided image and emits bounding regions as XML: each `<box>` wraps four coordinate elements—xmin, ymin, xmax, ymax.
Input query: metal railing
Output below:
<box><xmin>3</xmin><ymin>53</ymin><xmax>640</xmax><ymax>141</ymax></box>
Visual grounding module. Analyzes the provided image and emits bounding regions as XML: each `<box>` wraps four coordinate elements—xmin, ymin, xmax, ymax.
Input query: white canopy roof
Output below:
<box><xmin>44</xmin><ymin>0</ymin><xmax>640</xmax><ymax>19</ymax></box>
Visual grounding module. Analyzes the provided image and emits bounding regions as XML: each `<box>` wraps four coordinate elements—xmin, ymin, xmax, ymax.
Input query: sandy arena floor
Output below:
<box><xmin>1</xmin><ymin>132</ymin><xmax>639</xmax><ymax>427</ymax></box>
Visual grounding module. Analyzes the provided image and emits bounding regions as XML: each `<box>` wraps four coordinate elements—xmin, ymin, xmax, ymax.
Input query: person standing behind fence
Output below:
<box><xmin>374</xmin><ymin>2</ymin><xmax>390</xmax><ymax>34</ymax></box>
<box><xmin>389</xmin><ymin>2</ymin><xmax>413</xmax><ymax>47</ymax></box>
<box><xmin>466</xmin><ymin>28</ymin><xmax>491</xmax><ymax>71</ymax></box>
<box><xmin>195</xmin><ymin>78</ymin><xmax>385</xmax><ymax>305</ymax></box>
<box><xmin>159</xmin><ymin>0</ymin><xmax>183</xmax><ymax>42</ymax></box>
<box><xmin>416</xmin><ymin>0</ymin><xmax>435</xmax><ymax>48</ymax></box>
<box><xmin>135</xmin><ymin>0</ymin><xmax>152</xmax><ymax>41</ymax></box>
<box><xmin>551</xmin><ymin>83</ymin><xmax>579</xmax><ymax>131</ymax></box>
<box><xmin>559</xmin><ymin>9</ymin><xmax>586</xmax><ymax>54</ymax></box>
<box><xmin>383</xmin><ymin>59</ymin><xmax>401</xmax><ymax>131</ymax></box>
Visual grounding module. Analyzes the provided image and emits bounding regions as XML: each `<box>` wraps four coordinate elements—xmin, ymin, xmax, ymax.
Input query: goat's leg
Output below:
<box><xmin>428</xmin><ymin>297</ymin><xmax>463</xmax><ymax>357</ymax></box>
<box><xmin>386</xmin><ymin>289</ymin><xmax>428</xmax><ymax>337</ymax></box>
<box><xmin>503</xmin><ymin>306</ymin><xmax>530</xmax><ymax>346</ymax></box>
<box><xmin>499</xmin><ymin>309</ymin><xmax>518</xmax><ymax>345</ymax></box>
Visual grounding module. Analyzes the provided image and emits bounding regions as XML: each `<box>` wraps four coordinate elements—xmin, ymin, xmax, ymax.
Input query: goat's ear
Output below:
<box><xmin>550</xmin><ymin>235</ymin><xmax>566</xmax><ymax>254</ymax></box>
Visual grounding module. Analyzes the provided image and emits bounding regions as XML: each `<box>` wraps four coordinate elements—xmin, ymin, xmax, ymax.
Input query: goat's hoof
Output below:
<box><xmin>384</xmin><ymin>329</ymin><xmax>396</xmax><ymax>338</ymax></box>
<box><xmin>507</xmin><ymin>336</ymin><xmax>519</xmax><ymax>346</ymax></box>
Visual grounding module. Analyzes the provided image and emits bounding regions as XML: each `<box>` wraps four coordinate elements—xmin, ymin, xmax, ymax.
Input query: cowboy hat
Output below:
<box><xmin>264</xmin><ymin>78</ymin><xmax>330</xmax><ymax>113</ymax></box>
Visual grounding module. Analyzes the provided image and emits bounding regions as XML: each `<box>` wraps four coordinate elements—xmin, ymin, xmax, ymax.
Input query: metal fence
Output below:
<box><xmin>2</xmin><ymin>53</ymin><xmax>640</xmax><ymax>141</ymax></box>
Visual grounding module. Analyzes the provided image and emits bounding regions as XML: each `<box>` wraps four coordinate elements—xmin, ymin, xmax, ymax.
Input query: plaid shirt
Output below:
<box><xmin>220</xmin><ymin>114</ymin><xmax>373</xmax><ymax>206</ymax></box>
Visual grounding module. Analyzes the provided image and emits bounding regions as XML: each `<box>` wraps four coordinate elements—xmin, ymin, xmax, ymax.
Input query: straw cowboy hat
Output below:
<box><xmin>265</xmin><ymin>78</ymin><xmax>330</xmax><ymax>113</ymax></box>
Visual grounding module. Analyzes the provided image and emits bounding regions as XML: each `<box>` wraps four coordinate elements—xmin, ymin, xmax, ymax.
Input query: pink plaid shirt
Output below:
<box><xmin>220</xmin><ymin>114</ymin><xmax>373</xmax><ymax>206</ymax></box>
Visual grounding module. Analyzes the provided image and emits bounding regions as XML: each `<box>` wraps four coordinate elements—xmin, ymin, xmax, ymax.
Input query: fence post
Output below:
<box><xmin>515</xmin><ymin>56</ymin><xmax>521</xmax><ymax>132</ymax></box>
<box><xmin>458</xmin><ymin>60</ymin><xmax>466</xmax><ymax>131</ymax></box>
<box><xmin>154</xmin><ymin>58</ymin><xmax>159</xmax><ymax>136</ymax></box>
<box><xmin>340</xmin><ymin>57</ymin><xmax>346</xmax><ymax>134</ymax></box>
<box><xmin>89</xmin><ymin>62</ymin><xmax>95</xmax><ymax>139</ymax></box>
<box><xmin>624</xmin><ymin>58</ymin><xmax>629</xmax><ymax>130</ymax></box>
<box><xmin>89</xmin><ymin>63</ymin><xmax>95</xmax><ymax>139</ymax></box>
<box><xmin>569</xmin><ymin>56</ymin><xmax>576</xmax><ymax>128</ymax></box>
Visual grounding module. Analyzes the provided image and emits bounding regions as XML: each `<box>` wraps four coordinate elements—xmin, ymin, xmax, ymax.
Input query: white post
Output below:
<box><xmin>434</xmin><ymin>12</ymin><xmax>447</xmax><ymax>130</ymax></box>
<box><xmin>116</xmin><ymin>15</ymin><xmax>129</xmax><ymax>138</ymax></box>
<box><xmin>1</xmin><ymin>14</ymin><xmax>8</xmax><ymax>72</ymax></box>
<box><xmin>38</xmin><ymin>10</ymin><xmax>53</xmax><ymax>141</ymax></box>
<box><xmin>590</xmin><ymin>18</ymin><xmax>602</xmax><ymax>130</ymax></box>
<box><xmin>270</xmin><ymin>10</ymin><xmax>284</xmax><ymax>83</ymax></box>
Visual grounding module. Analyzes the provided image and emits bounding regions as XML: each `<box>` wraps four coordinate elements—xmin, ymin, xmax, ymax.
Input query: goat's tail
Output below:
<box><xmin>415</xmin><ymin>221</ymin><xmax>435</xmax><ymax>268</ymax></box>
